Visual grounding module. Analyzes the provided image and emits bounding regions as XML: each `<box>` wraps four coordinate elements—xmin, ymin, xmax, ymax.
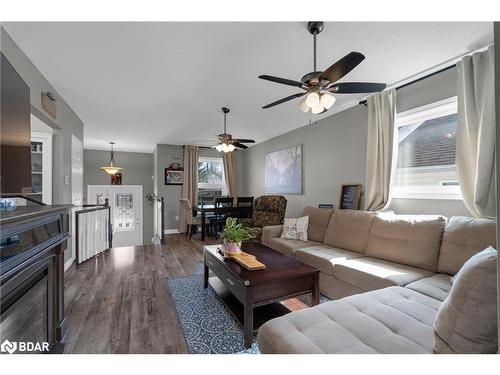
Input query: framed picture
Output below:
<box><xmin>339</xmin><ymin>184</ymin><xmax>362</xmax><ymax>210</ymax></box>
<box><xmin>111</xmin><ymin>172</ymin><xmax>122</xmax><ymax>185</ymax></box>
<box><xmin>265</xmin><ymin>144</ymin><xmax>302</xmax><ymax>194</ymax></box>
<box><xmin>165</xmin><ymin>168</ymin><xmax>183</xmax><ymax>185</ymax></box>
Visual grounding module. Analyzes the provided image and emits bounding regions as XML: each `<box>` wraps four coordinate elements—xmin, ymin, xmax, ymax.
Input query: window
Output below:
<box><xmin>115</xmin><ymin>193</ymin><xmax>134</xmax><ymax>230</ymax></box>
<box><xmin>392</xmin><ymin>97</ymin><xmax>462</xmax><ymax>200</ymax></box>
<box><xmin>198</xmin><ymin>156</ymin><xmax>226</xmax><ymax>200</ymax></box>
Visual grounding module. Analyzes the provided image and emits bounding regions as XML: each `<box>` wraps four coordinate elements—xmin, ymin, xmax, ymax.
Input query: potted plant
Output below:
<box><xmin>218</xmin><ymin>217</ymin><xmax>254</xmax><ymax>255</ymax></box>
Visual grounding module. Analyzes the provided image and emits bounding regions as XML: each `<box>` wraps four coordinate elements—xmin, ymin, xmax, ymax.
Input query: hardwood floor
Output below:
<box><xmin>63</xmin><ymin>234</ymin><xmax>308</xmax><ymax>354</ymax></box>
<box><xmin>63</xmin><ymin>234</ymin><xmax>217</xmax><ymax>353</ymax></box>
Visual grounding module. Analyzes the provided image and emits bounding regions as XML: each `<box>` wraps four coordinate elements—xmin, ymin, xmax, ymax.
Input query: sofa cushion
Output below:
<box><xmin>257</xmin><ymin>286</ymin><xmax>441</xmax><ymax>354</ymax></box>
<box><xmin>267</xmin><ymin>238</ymin><xmax>322</xmax><ymax>257</ymax></box>
<box><xmin>319</xmin><ymin>273</ymin><xmax>366</xmax><ymax>300</ymax></box>
<box><xmin>437</xmin><ymin>216</ymin><xmax>496</xmax><ymax>275</ymax></box>
<box><xmin>323</xmin><ymin>210</ymin><xmax>377</xmax><ymax>253</ymax></box>
<box><xmin>300</xmin><ymin>206</ymin><xmax>334</xmax><ymax>242</ymax></box>
<box><xmin>433</xmin><ymin>247</ymin><xmax>498</xmax><ymax>354</ymax></box>
<box><xmin>333</xmin><ymin>257</ymin><xmax>433</xmax><ymax>291</ymax></box>
<box><xmin>365</xmin><ymin>215</ymin><xmax>446</xmax><ymax>272</ymax></box>
<box><xmin>295</xmin><ymin>245</ymin><xmax>364</xmax><ymax>275</ymax></box>
<box><xmin>405</xmin><ymin>274</ymin><xmax>453</xmax><ymax>302</ymax></box>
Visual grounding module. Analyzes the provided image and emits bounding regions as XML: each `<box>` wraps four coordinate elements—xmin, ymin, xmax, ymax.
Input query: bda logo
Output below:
<box><xmin>1</xmin><ymin>339</ymin><xmax>17</xmax><ymax>354</ymax></box>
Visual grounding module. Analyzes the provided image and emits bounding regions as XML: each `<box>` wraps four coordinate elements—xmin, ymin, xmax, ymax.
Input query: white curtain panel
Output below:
<box><xmin>179</xmin><ymin>145</ymin><xmax>199</xmax><ymax>233</ymax></box>
<box><xmin>365</xmin><ymin>89</ymin><xmax>397</xmax><ymax>211</ymax></box>
<box><xmin>456</xmin><ymin>46</ymin><xmax>496</xmax><ymax>219</ymax></box>
<box><xmin>77</xmin><ymin>209</ymin><xmax>109</xmax><ymax>264</ymax></box>
<box><xmin>223</xmin><ymin>151</ymin><xmax>238</xmax><ymax>197</ymax></box>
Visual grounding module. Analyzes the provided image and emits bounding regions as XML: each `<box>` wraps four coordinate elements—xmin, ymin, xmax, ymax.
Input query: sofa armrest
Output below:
<box><xmin>261</xmin><ymin>225</ymin><xmax>283</xmax><ymax>247</ymax></box>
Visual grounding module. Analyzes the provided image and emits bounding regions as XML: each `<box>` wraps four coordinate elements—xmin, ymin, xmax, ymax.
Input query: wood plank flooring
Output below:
<box><xmin>63</xmin><ymin>234</ymin><xmax>212</xmax><ymax>353</ymax></box>
<box><xmin>62</xmin><ymin>234</ymin><xmax>307</xmax><ymax>354</ymax></box>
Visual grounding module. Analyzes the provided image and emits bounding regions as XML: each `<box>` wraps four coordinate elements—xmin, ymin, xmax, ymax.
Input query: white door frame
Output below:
<box><xmin>31</xmin><ymin>131</ymin><xmax>53</xmax><ymax>205</ymax></box>
<box><xmin>67</xmin><ymin>135</ymin><xmax>84</xmax><ymax>271</ymax></box>
<box><xmin>87</xmin><ymin>185</ymin><xmax>144</xmax><ymax>246</ymax></box>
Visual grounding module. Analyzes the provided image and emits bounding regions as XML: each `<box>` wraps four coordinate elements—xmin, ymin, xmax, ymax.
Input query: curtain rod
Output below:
<box><xmin>358</xmin><ymin>64</ymin><xmax>455</xmax><ymax>106</ymax></box>
<box><xmin>358</xmin><ymin>43</ymin><xmax>493</xmax><ymax>106</ymax></box>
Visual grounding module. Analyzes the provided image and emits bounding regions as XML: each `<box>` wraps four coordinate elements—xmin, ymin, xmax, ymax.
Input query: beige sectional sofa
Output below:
<box><xmin>258</xmin><ymin>207</ymin><xmax>497</xmax><ymax>354</ymax></box>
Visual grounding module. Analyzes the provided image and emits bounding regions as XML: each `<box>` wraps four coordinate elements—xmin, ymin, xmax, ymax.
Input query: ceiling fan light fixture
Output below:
<box><xmin>215</xmin><ymin>144</ymin><xmax>224</xmax><ymax>152</ymax></box>
<box><xmin>311</xmin><ymin>103</ymin><xmax>325</xmax><ymax>114</ymax></box>
<box><xmin>305</xmin><ymin>92</ymin><xmax>320</xmax><ymax>107</ymax></box>
<box><xmin>298</xmin><ymin>97</ymin><xmax>309</xmax><ymax>113</ymax></box>
<box><xmin>227</xmin><ymin>144</ymin><xmax>235</xmax><ymax>152</ymax></box>
<box><xmin>320</xmin><ymin>93</ymin><xmax>336</xmax><ymax>109</ymax></box>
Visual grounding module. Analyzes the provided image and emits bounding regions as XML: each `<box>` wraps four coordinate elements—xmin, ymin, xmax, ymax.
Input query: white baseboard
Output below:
<box><xmin>164</xmin><ymin>229</ymin><xmax>180</xmax><ymax>234</ymax></box>
<box><xmin>64</xmin><ymin>258</ymin><xmax>74</xmax><ymax>272</ymax></box>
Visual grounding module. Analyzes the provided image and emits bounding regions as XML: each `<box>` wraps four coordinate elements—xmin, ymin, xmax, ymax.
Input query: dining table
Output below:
<box><xmin>196</xmin><ymin>203</ymin><xmax>246</xmax><ymax>241</ymax></box>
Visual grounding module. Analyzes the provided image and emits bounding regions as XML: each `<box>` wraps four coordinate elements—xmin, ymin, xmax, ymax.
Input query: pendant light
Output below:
<box><xmin>100</xmin><ymin>142</ymin><xmax>123</xmax><ymax>175</ymax></box>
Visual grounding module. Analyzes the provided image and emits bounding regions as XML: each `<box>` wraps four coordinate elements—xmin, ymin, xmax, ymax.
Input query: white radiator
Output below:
<box><xmin>76</xmin><ymin>208</ymin><xmax>110</xmax><ymax>263</ymax></box>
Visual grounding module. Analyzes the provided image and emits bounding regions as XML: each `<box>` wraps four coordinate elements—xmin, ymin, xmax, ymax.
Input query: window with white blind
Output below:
<box><xmin>392</xmin><ymin>97</ymin><xmax>462</xmax><ymax>200</ymax></box>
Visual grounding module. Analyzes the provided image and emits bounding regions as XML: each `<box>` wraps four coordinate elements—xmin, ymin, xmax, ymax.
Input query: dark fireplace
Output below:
<box><xmin>0</xmin><ymin>270</ymin><xmax>48</xmax><ymax>351</ymax></box>
<box><xmin>0</xmin><ymin>205</ymin><xmax>70</xmax><ymax>354</ymax></box>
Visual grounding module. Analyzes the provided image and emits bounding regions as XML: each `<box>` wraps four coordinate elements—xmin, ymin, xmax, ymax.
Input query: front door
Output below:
<box><xmin>87</xmin><ymin>185</ymin><xmax>143</xmax><ymax>247</ymax></box>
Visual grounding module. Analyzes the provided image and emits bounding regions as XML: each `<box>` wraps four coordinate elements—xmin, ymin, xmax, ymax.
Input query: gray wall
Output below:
<box><xmin>83</xmin><ymin>150</ymin><xmax>154</xmax><ymax>245</ymax></box>
<box><xmin>494</xmin><ymin>22</ymin><xmax>500</xmax><ymax>352</ymax></box>
<box><xmin>238</xmin><ymin>105</ymin><xmax>368</xmax><ymax>217</ymax></box>
<box><xmin>1</xmin><ymin>28</ymin><xmax>84</xmax><ymax>262</ymax></box>
<box><xmin>238</xmin><ymin>66</ymin><xmax>470</xmax><ymax>218</ymax></box>
<box><xmin>154</xmin><ymin>144</ymin><xmax>183</xmax><ymax>231</ymax></box>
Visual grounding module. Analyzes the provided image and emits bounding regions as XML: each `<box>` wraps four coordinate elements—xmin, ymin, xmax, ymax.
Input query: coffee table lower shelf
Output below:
<box><xmin>208</xmin><ymin>277</ymin><xmax>294</xmax><ymax>333</ymax></box>
<box><xmin>204</xmin><ymin>244</ymin><xmax>319</xmax><ymax>348</ymax></box>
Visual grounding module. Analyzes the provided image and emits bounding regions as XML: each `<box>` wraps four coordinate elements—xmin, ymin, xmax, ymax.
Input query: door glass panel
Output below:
<box><xmin>115</xmin><ymin>193</ymin><xmax>134</xmax><ymax>231</ymax></box>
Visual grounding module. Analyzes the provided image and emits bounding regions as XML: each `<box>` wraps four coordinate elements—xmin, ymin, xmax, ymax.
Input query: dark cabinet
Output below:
<box><xmin>1</xmin><ymin>52</ymin><xmax>32</xmax><ymax>195</ymax></box>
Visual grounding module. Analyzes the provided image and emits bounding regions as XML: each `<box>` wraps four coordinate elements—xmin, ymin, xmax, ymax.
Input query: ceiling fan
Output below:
<box><xmin>213</xmin><ymin>107</ymin><xmax>255</xmax><ymax>152</ymax></box>
<box><xmin>259</xmin><ymin>21</ymin><xmax>387</xmax><ymax>114</ymax></box>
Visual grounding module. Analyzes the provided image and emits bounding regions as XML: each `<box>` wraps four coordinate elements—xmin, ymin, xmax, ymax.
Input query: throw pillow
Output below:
<box><xmin>433</xmin><ymin>246</ymin><xmax>498</xmax><ymax>353</ymax></box>
<box><xmin>281</xmin><ymin>216</ymin><xmax>309</xmax><ymax>241</ymax></box>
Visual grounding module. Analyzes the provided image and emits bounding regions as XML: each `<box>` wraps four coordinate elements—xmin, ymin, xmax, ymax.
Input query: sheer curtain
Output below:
<box><xmin>179</xmin><ymin>145</ymin><xmax>199</xmax><ymax>233</ymax></box>
<box><xmin>364</xmin><ymin>89</ymin><xmax>397</xmax><ymax>211</ymax></box>
<box><xmin>456</xmin><ymin>46</ymin><xmax>496</xmax><ymax>219</ymax></box>
<box><xmin>223</xmin><ymin>151</ymin><xmax>237</xmax><ymax>197</ymax></box>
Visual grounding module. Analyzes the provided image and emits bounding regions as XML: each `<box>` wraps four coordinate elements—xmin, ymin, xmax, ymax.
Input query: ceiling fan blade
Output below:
<box><xmin>262</xmin><ymin>92</ymin><xmax>306</xmax><ymax>109</ymax></box>
<box><xmin>319</xmin><ymin>52</ymin><xmax>365</xmax><ymax>83</ymax></box>
<box><xmin>233</xmin><ymin>138</ymin><xmax>255</xmax><ymax>143</ymax></box>
<box><xmin>258</xmin><ymin>75</ymin><xmax>304</xmax><ymax>88</ymax></box>
<box><xmin>233</xmin><ymin>142</ymin><xmax>248</xmax><ymax>149</ymax></box>
<box><xmin>330</xmin><ymin>82</ymin><xmax>387</xmax><ymax>94</ymax></box>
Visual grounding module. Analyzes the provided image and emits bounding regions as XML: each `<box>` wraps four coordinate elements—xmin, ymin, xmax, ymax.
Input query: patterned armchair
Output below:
<box><xmin>241</xmin><ymin>195</ymin><xmax>287</xmax><ymax>241</ymax></box>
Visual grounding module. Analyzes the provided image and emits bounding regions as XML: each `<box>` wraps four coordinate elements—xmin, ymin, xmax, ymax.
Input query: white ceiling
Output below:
<box><xmin>3</xmin><ymin>22</ymin><xmax>493</xmax><ymax>153</ymax></box>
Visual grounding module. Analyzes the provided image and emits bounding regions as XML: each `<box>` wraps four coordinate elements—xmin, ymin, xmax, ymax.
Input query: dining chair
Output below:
<box><xmin>209</xmin><ymin>196</ymin><xmax>234</xmax><ymax>236</ymax></box>
<box><xmin>236</xmin><ymin>196</ymin><xmax>254</xmax><ymax>223</ymax></box>
<box><xmin>180</xmin><ymin>198</ymin><xmax>210</xmax><ymax>239</ymax></box>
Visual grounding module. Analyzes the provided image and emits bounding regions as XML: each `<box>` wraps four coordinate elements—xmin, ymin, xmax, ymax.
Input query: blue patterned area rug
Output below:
<box><xmin>166</xmin><ymin>274</ymin><xmax>331</xmax><ymax>354</ymax></box>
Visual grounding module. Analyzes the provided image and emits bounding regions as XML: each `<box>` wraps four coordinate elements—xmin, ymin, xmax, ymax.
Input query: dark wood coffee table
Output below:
<box><xmin>203</xmin><ymin>241</ymin><xmax>319</xmax><ymax>348</ymax></box>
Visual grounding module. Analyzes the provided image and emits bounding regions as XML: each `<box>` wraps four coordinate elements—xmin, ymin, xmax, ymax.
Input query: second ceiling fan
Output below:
<box><xmin>259</xmin><ymin>22</ymin><xmax>386</xmax><ymax>114</ymax></box>
<box><xmin>213</xmin><ymin>107</ymin><xmax>255</xmax><ymax>153</ymax></box>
